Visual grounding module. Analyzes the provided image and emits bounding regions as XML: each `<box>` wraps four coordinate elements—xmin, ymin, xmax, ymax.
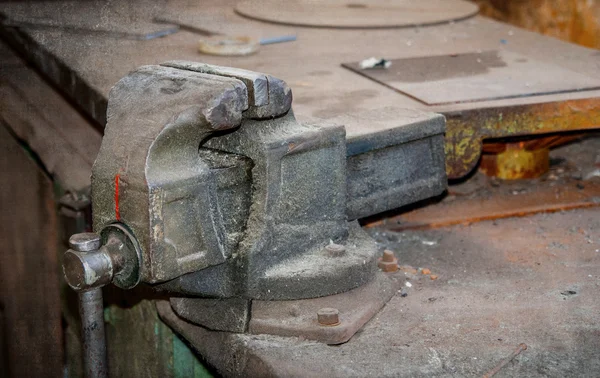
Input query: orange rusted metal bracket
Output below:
<box><xmin>444</xmin><ymin>98</ymin><xmax>600</xmax><ymax>179</ymax></box>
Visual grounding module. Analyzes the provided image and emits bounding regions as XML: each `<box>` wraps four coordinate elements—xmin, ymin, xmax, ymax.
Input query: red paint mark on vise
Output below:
<box><xmin>115</xmin><ymin>173</ymin><xmax>121</xmax><ymax>221</ymax></box>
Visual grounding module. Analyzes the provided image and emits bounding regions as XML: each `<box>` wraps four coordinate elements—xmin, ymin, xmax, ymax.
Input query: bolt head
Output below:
<box><xmin>68</xmin><ymin>232</ymin><xmax>101</xmax><ymax>252</ymax></box>
<box><xmin>325</xmin><ymin>243</ymin><xmax>346</xmax><ymax>257</ymax></box>
<box><xmin>382</xmin><ymin>249</ymin><xmax>396</xmax><ymax>262</ymax></box>
<box><xmin>378</xmin><ymin>251</ymin><xmax>398</xmax><ymax>272</ymax></box>
<box><xmin>317</xmin><ymin>307</ymin><xmax>340</xmax><ymax>326</ymax></box>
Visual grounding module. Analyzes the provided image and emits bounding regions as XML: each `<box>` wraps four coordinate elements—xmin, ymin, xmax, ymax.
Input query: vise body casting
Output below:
<box><xmin>64</xmin><ymin>61</ymin><xmax>446</xmax><ymax>341</ymax></box>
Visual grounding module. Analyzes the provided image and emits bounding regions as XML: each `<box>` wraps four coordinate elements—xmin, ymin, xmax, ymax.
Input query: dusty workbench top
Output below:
<box><xmin>159</xmin><ymin>203</ymin><xmax>600</xmax><ymax>377</ymax></box>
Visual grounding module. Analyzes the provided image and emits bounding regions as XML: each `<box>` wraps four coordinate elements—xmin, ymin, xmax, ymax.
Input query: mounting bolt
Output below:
<box><xmin>378</xmin><ymin>249</ymin><xmax>398</xmax><ymax>272</ymax></box>
<box><xmin>317</xmin><ymin>307</ymin><xmax>340</xmax><ymax>326</ymax></box>
<box><xmin>325</xmin><ymin>243</ymin><xmax>346</xmax><ymax>257</ymax></box>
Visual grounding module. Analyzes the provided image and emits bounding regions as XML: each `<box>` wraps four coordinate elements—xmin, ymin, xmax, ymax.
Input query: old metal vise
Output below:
<box><xmin>63</xmin><ymin>61</ymin><xmax>447</xmax><ymax>375</ymax></box>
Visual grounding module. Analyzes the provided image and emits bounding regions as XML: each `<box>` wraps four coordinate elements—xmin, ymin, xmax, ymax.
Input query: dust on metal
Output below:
<box><xmin>248</xmin><ymin>273</ymin><xmax>396</xmax><ymax>344</ymax></box>
<box><xmin>343</xmin><ymin>50</ymin><xmax>600</xmax><ymax>106</ymax></box>
<box><xmin>325</xmin><ymin>243</ymin><xmax>346</xmax><ymax>257</ymax></box>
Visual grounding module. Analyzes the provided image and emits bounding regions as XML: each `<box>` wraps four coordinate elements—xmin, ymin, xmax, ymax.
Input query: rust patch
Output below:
<box><xmin>444</xmin><ymin>98</ymin><xmax>600</xmax><ymax>178</ymax></box>
<box><xmin>365</xmin><ymin>179</ymin><xmax>600</xmax><ymax>231</ymax></box>
<box><xmin>474</xmin><ymin>0</ymin><xmax>600</xmax><ymax>49</ymax></box>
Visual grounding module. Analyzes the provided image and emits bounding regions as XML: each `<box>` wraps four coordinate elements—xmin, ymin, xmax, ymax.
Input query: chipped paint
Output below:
<box><xmin>444</xmin><ymin>98</ymin><xmax>600</xmax><ymax>178</ymax></box>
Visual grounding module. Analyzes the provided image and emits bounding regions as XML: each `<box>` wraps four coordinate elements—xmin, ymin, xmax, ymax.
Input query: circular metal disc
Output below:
<box><xmin>235</xmin><ymin>0</ymin><xmax>479</xmax><ymax>29</ymax></box>
<box><xmin>198</xmin><ymin>35</ymin><xmax>259</xmax><ymax>56</ymax></box>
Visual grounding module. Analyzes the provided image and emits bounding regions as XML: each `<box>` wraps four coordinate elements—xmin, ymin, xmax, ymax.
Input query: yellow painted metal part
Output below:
<box><xmin>480</xmin><ymin>145</ymin><xmax>550</xmax><ymax>179</ymax></box>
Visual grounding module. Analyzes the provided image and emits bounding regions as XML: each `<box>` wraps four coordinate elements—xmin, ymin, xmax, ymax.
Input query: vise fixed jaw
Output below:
<box><xmin>64</xmin><ymin>61</ymin><xmax>446</xmax><ymax>345</ymax></box>
<box><xmin>91</xmin><ymin>61</ymin><xmax>297</xmax><ymax>288</ymax></box>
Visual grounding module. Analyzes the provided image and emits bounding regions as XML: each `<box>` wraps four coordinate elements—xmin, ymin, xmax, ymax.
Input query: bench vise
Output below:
<box><xmin>62</xmin><ymin>62</ymin><xmax>446</xmax><ymax>375</ymax></box>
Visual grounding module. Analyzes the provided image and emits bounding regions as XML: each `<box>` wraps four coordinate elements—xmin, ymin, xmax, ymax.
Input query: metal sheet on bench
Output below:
<box><xmin>342</xmin><ymin>50</ymin><xmax>600</xmax><ymax>105</ymax></box>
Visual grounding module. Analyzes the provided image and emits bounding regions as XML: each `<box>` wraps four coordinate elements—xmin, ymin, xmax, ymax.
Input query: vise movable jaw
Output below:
<box><xmin>64</xmin><ymin>61</ymin><xmax>446</xmax><ymax>346</ymax></box>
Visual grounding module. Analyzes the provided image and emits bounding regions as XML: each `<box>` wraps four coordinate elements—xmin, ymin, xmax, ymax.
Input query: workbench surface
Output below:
<box><xmin>1</xmin><ymin>0</ymin><xmax>599</xmax><ymax>137</ymax></box>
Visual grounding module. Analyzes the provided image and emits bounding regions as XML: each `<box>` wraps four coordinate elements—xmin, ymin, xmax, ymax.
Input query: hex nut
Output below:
<box><xmin>317</xmin><ymin>307</ymin><xmax>340</xmax><ymax>326</ymax></box>
<box><xmin>378</xmin><ymin>250</ymin><xmax>398</xmax><ymax>272</ymax></box>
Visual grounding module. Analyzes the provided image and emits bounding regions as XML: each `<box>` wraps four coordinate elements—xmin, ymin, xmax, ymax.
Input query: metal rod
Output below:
<box><xmin>79</xmin><ymin>289</ymin><xmax>108</xmax><ymax>378</ymax></box>
<box><xmin>259</xmin><ymin>35</ymin><xmax>297</xmax><ymax>45</ymax></box>
<box><xmin>482</xmin><ymin>343</ymin><xmax>527</xmax><ymax>378</ymax></box>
